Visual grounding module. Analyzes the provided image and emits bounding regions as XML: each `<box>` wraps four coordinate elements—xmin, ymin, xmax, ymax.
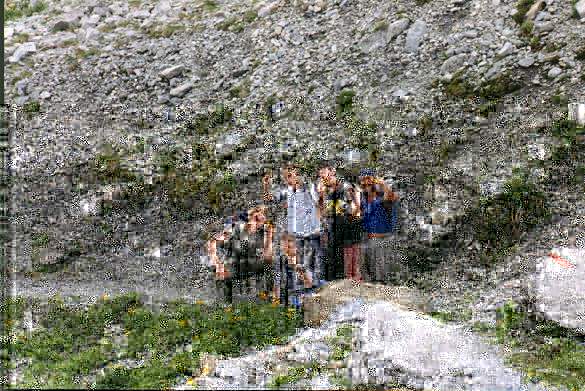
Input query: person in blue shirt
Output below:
<box><xmin>357</xmin><ymin>168</ymin><xmax>401</xmax><ymax>284</ymax></box>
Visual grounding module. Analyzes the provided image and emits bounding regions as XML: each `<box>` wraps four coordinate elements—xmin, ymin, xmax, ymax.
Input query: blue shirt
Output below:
<box><xmin>361</xmin><ymin>196</ymin><xmax>396</xmax><ymax>234</ymax></box>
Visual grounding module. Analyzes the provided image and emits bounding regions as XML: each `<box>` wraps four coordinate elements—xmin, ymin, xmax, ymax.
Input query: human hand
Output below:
<box><xmin>262</xmin><ymin>173</ymin><xmax>272</xmax><ymax>187</ymax></box>
<box><xmin>215</xmin><ymin>269</ymin><xmax>230</xmax><ymax>280</ymax></box>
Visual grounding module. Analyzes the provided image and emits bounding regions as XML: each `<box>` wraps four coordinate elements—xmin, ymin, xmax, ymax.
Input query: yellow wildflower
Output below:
<box><xmin>196</xmin><ymin>300</ymin><xmax>205</xmax><ymax>305</ymax></box>
<box><xmin>178</xmin><ymin>319</ymin><xmax>189</xmax><ymax>327</ymax></box>
<box><xmin>101</xmin><ymin>293</ymin><xmax>110</xmax><ymax>301</ymax></box>
<box><xmin>258</xmin><ymin>291</ymin><xmax>268</xmax><ymax>300</ymax></box>
<box><xmin>186</xmin><ymin>378</ymin><xmax>194</xmax><ymax>385</ymax></box>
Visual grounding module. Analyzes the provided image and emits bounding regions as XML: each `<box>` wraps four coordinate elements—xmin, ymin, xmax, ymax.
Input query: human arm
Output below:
<box><xmin>263</xmin><ymin>223</ymin><xmax>274</xmax><ymax>262</ymax></box>
<box><xmin>207</xmin><ymin>232</ymin><xmax>231</xmax><ymax>279</ymax></box>
<box><xmin>262</xmin><ymin>173</ymin><xmax>274</xmax><ymax>202</ymax></box>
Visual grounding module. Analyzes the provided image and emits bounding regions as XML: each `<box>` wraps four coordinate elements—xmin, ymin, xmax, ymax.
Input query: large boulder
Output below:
<box><xmin>532</xmin><ymin>247</ymin><xmax>585</xmax><ymax>334</ymax></box>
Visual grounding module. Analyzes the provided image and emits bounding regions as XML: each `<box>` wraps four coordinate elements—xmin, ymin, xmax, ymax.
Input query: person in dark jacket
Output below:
<box><xmin>207</xmin><ymin>205</ymin><xmax>275</xmax><ymax>303</ymax></box>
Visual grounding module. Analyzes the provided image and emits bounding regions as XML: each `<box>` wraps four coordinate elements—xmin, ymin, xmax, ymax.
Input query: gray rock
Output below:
<box><xmin>159</xmin><ymin>65</ymin><xmax>185</xmax><ymax>80</ymax></box>
<box><xmin>525</xmin><ymin>0</ymin><xmax>546</xmax><ymax>21</ymax></box>
<box><xmin>533</xmin><ymin>21</ymin><xmax>554</xmax><ymax>33</ymax></box>
<box><xmin>92</xmin><ymin>6</ymin><xmax>110</xmax><ymax>17</ymax></box>
<box><xmin>129</xmin><ymin>9</ymin><xmax>151</xmax><ymax>19</ymax></box>
<box><xmin>169</xmin><ymin>82</ymin><xmax>193</xmax><ymax>97</ymax></box>
<box><xmin>257</xmin><ymin>1</ymin><xmax>279</xmax><ymax>17</ymax></box>
<box><xmin>359</xmin><ymin>29</ymin><xmax>388</xmax><ymax>53</ymax></box>
<box><xmin>153</xmin><ymin>1</ymin><xmax>171</xmax><ymax>17</ymax></box>
<box><xmin>80</xmin><ymin>27</ymin><xmax>100</xmax><ymax>42</ymax></box>
<box><xmin>352</xmin><ymin>301</ymin><xmax>548</xmax><ymax>390</ymax></box>
<box><xmin>440</xmin><ymin>53</ymin><xmax>468</xmax><ymax>74</ymax></box>
<box><xmin>39</xmin><ymin>91</ymin><xmax>51</xmax><ymax>100</ymax></box>
<box><xmin>404</xmin><ymin>20</ymin><xmax>427</xmax><ymax>53</ymax></box>
<box><xmin>386</xmin><ymin>18</ymin><xmax>410</xmax><ymax>41</ymax></box>
<box><xmin>547</xmin><ymin>66</ymin><xmax>562</xmax><ymax>79</ymax></box>
<box><xmin>532</xmin><ymin>247</ymin><xmax>585</xmax><ymax>334</ymax></box>
<box><xmin>497</xmin><ymin>41</ymin><xmax>515</xmax><ymax>57</ymax></box>
<box><xmin>15</xmin><ymin>80</ymin><xmax>28</xmax><ymax>96</ymax></box>
<box><xmin>518</xmin><ymin>56</ymin><xmax>535</xmax><ymax>68</ymax></box>
<box><xmin>9</xmin><ymin>42</ymin><xmax>36</xmax><ymax>63</ymax></box>
<box><xmin>52</xmin><ymin>20</ymin><xmax>73</xmax><ymax>32</ymax></box>
<box><xmin>575</xmin><ymin>0</ymin><xmax>585</xmax><ymax>18</ymax></box>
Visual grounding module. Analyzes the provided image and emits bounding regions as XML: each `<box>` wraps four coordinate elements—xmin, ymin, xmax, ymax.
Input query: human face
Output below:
<box><xmin>360</xmin><ymin>176</ymin><xmax>375</xmax><ymax>187</ymax></box>
<box><xmin>319</xmin><ymin>167</ymin><xmax>335</xmax><ymax>186</ymax></box>
<box><xmin>284</xmin><ymin>168</ymin><xmax>300</xmax><ymax>187</ymax></box>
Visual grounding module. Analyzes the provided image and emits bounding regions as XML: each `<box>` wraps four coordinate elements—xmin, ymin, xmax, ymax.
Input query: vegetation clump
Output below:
<box><xmin>4</xmin><ymin>0</ymin><xmax>47</xmax><ymax>22</ymax></box>
<box><xmin>512</xmin><ymin>0</ymin><xmax>536</xmax><ymax>25</ymax></box>
<box><xmin>4</xmin><ymin>293</ymin><xmax>303</xmax><ymax>389</ymax></box>
<box><xmin>474</xmin><ymin>300</ymin><xmax>585</xmax><ymax>391</ymax></box>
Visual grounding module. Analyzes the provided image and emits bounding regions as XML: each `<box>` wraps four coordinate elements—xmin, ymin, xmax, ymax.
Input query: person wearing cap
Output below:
<box><xmin>358</xmin><ymin>168</ymin><xmax>401</xmax><ymax>284</ymax></box>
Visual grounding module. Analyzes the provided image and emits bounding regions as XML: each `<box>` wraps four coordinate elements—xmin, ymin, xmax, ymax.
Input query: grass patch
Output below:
<box><xmin>466</xmin><ymin>173</ymin><xmax>550</xmax><ymax>264</ymax></box>
<box><xmin>373</xmin><ymin>20</ymin><xmax>389</xmax><ymax>32</ymax></box>
<box><xmin>575</xmin><ymin>45</ymin><xmax>585</xmax><ymax>61</ymax></box>
<box><xmin>484</xmin><ymin>301</ymin><xmax>585</xmax><ymax>390</ymax></box>
<box><xmin>478</xmin><ymin>73</ymin><xmax>523</xmax><ymax>100</ymax></box>
<box><xmin>325</xmin><ymin>324</ymin><xmax>355</xmax><ymax>362</ymax></box>
<box><xmin>145</xmin><ymin>24</ymin><xmax>185</xmax><ymax>38</ymax></box>
<box><xmin>442</xmin><ymin>71</ymin><xmax>475</xmax><ymax>99</ymax></box>
<box><xmin>268</xmin><ymin>361</ymin><xmax>324</xmax><ymax>389</ymax></box>
<box><xmin>9</xmin><ymin>293</ymin><xmax>303</xmax><ymax>389</ymax></box>
<box><xmin>74</xmin><ymin>47</ymin><xmax>100</xmax><ymax>59</ymax></box>
<box><xmin>4</xmin><ymin>0</ymin><xmax>47</xmax><ymax>22</ymax></box>
<box><xmin>550</xmin><ymin>94</ymin><xmax>569</xmax><ymax>107</ymax></box>
<box><xmin>229</xmin><ymin>79</ymin><xmax>251</xmax><ymax>99</ymax></box>
<box><xmin>202</xmin><ymin>0</ymin><xmax>219</xmax><ymax>12</ymax></box>
<box><xmin>519</xmin><ymin>20</ymin><xmax>534</xmax><ymax>37</ymax></box>
<box><xmin>23</xmin><ymin>100</ymin><xmax>40</xmax><ymax>113</ymax></box>
<box><xmin>11</xmin><ymin>32</ymin><xmax>30</xmax><ymax>44</ymax></box>
<box><xmin>336</xmin><ymin>89</ymin><xmax>357</xmax><ymax>117</ymax></box>
<box><xmin>512</xmin><ymin>0</ymin><xmax>535</xmax><ymax>25</ymax></box>
<box><xmin>182</xmin><ymin>103</ymin><xmax>234</xmax><ymax>136</ymax></box>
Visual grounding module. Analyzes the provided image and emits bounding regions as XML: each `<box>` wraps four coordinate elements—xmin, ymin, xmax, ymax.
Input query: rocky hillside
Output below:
<box><xmin>3</xmin><ymin>0</ymin><xmax>585</xmax><ymax>389</ymax></box>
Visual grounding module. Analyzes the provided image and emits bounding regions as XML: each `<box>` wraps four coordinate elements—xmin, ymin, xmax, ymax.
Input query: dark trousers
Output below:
<box><xmin>324</xmin><ymin>232</ymin><xmax>345</xmax><ymax>281</ymax></box>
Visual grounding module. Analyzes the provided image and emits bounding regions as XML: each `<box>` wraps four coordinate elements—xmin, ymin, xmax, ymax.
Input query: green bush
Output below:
<box><xmin>479</xmin><ymin>73</ymin><xmax>523</xmax><ymax>100</ymax></box>
<box><xmin>12</xmin><ymin>294</ymin><xmax>303</xmax><ymax>389</ymax></box>
<box><xmin>442</xmin><ymin>71</ymin><xmax>475</xmax><ymax>98</ymax></box>
<box><xmin>472</xmin><ymin>174</ymin><xmax>549</xmax><ymax>258</ymax></box>
<box><xmin>4</xmin><ymin>0</ymin><xmax>47</xmax><ymax>22</ymax></box>
<box><xmin>520</xmin><ymin>20</ymin><xmax>534</xmax><ymax>36</ymax></box>
<box><xmin>574</xmin><ymin>45</ymin><xmax>585</xmax><ymax>61</ymax></box>
<box><xmin>512</xmin><ymin>0</ymin><xmax>535</xmax><ymax>25</ymax></box>
<box><xmin>336</xmin><ymin>90</ymin><xmax>357</xmax><ymax>117</ymax></box>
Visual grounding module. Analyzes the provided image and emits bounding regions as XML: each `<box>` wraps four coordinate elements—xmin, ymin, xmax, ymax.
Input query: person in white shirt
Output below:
<box><xmin>263</xmin><ymin>163</ymin><xmax>324</xmax><ymax>291</ymax></box>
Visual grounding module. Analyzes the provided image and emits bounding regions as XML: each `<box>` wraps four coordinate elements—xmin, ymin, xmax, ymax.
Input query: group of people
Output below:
<box><xmin>205</xmin><ymin>160</ymin><xmax>402</xmax><ymax>309</ymax></box>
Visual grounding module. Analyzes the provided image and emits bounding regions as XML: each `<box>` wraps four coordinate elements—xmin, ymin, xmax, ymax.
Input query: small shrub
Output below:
<box><xmin>529</xmin><ymin>35</ymin><xmax>541</xmax><ymax>50</ymax></box>
<box><xmin>145</xmin><ymin>24</ymin><xmax>184</xmax><ymax>38</ymax></box>
<box><xmin>575</xmin><ymin>46</ymin><xmax>585</xmax><ymax>61</ymax></box>
<box><xmin>512</xmin><ymin>0</ymin><xmax>536</xmax><ymax>25</ymax></box>
<box><xmin>23</xmin><ymin>100</ymin><xmax>40</xmax><ymax>113</ymax></box>
<box><xmin>442</xmin><ymin>72</ymin><xmax>475</xmax><ymax>99</ymax></box>
<box><xmin>550</xmin><ymin>94</ymin><xmax>568</xmax><ymax>106</ymax></box>
<box><xmin>372</xmin><ymin>20</ymin><xmax>388</xmax><ymax>32</ymax></box>
<box><xmin>336</xmin><ymin>89</ymin><xmax>357</xmax><ymax>116</ymax></box>
<box><xmin>520</xmin><ymin>20</ymin><xmax>534</xmax><ymax>36</ymax></box>
<box><xmin>202</xmin><ymin>0</ymin><xmax>219</xmax><ymax>11</ymax></box>
<box><xmin>12</xmin><ymin>32</ymin><xmax>30</xmax><ymax>44</ymax></box>
<box><xmin>243</xmin><ymin>9</ymin><xmax>258</xmax><ymax>23</ymax></box>
<box><xmin>479</xmin><ymin>73</ymin><xmax>522</xmax><ymax>100</ymax></box>
<box><xmin>4</xmin><ymin>0</ymin><xmax>47</xmax><ymax>22</ymax></box>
